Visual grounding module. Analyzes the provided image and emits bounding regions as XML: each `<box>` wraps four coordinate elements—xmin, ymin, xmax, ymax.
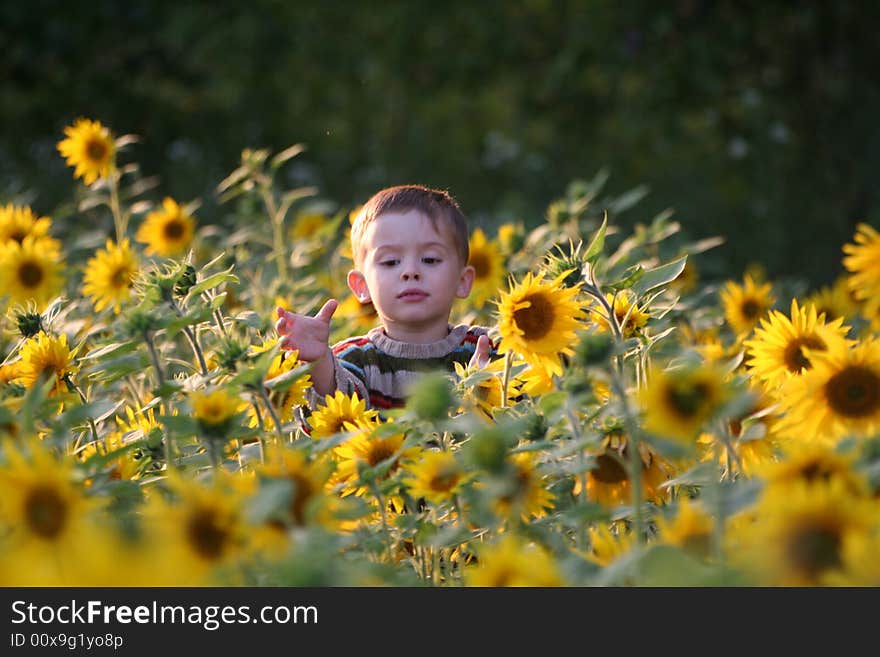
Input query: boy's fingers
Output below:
<box><xmin>470</xmin><ymin>334</ymin><xmax>491</xmax><ymax>368</ymax></box>
<box><xmin>314</xmin><ymin>299</ymin><xmax>339</xmax><ymax>324</ymax></box>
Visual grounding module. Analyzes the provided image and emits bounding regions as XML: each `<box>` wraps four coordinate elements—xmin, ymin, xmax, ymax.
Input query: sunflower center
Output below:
<box><xmin>591</xmin><ymin>453</ymin><xmax>628</xmax><ymax>484</ymax></box>
<box><xmin>783</xmin><ymin>336</ymin><xmax>826</xmax><ymax>373</ymax></box>
<box><xmin>86</xmin><ymin>138</ymin><xmax>108</xmax><ymax>162</ymax></box>
<box><xmin>428</xmin><ymin>470</ymin><xmax>461</xmax><ymax>492</ymax></box>
<box><xmin>681</xmin><ymin>532</ymin><xmax>712</xmax><ymax>558</ymax></box>
<box><xmin>664</xmin><ymin>380</ymin><xmax>711</xmax><ymax>419</ymax></box>
<box><xmin>288</xmin><ymin>474</ymin><xmax>314</xmax><ymax>525</ymax></box>
<box><xmin>800</xmin><ymin>461</ymin><xmax>835</xmax><ymax>484</ymax></box>
<box><xmin>513</xmin><ymin>293</ymin><xmax>555</xmax><ymax>341</ymax></box>
<box><xmin>788</xmin><ymin>524</ymin><xmax>841</xmax><ymax>578</ymax></box>
<box><xmin>24</xmin><ymin>486</ymin><xmax>68</xmax><ymax>539</ymax></box>
<box><xmin>110</xmin><ymin>266</ymin><xmax>131</xmax><ymax>288</ymax></box>
<box><xmin>163</xmin><ymin>219</ymin><xmax>186</xmax><ymax>240</ymax></box>
<box><xmin>824</xmin><ymin>365</ymin><xmax>880</xmax><ymax>418</ymax></box>
<box><xmin>18</xmin><ymin>260</ymin><xmax>44</xmax><ymax>288</ymax></box>
<box><xmin>186</xmin><ymin>509</ymin><xmax>230</xmax><ymax>560</ymax></box>
<box><xmin>366</xmin><ymin>442</ymin><xmax>396</xmax><ymax>467</ymax></box>
<box><xmin>469</xmin><ymin>252</ymin><xmax>490</xmax><ymax>279</ymax></box>
<box><xmin>741</xmin><ymin>298</ymin><xmax>762</xmax><ymax>320</ymax></box>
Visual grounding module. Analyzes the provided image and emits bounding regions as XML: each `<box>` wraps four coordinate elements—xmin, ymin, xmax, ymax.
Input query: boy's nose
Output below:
<box><xmin>401</xmin><ymin>270</ymin><xmax>420</xmax><ymax>281</ymax></box>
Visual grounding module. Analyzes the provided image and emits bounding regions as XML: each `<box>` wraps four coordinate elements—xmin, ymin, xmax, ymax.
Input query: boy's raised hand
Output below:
<box><xmin>274</xmin><ymin>299</ymin><xmax>338</xmax><ymax>362</ymax></box>
<box><xmin>467</xmin><ymin>334</ymin><xmax>492</xmax><ymax>370</ymax></box>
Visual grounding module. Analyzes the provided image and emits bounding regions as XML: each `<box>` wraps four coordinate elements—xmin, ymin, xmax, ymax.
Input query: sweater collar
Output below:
<box><xmin>366</xmin><ymin>324</ymin><xmax>470</xmax><ymax>359</ymax></box>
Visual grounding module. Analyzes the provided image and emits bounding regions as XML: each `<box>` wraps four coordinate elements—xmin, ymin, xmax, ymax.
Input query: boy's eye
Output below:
<box><xmin>422</xmin><ymin>257</ymin><xmax>441</xmax><ymax>264</ymax></box>
<box><xmin>380</xmin><ymin>259</ymin><xmax>399</xmax><ymax>267</ymax></box>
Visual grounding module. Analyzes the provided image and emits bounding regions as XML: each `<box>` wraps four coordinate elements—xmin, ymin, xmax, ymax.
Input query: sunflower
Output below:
<box><xmin>0</xmin><ymin>204</ymin><xmax>52</xmax><ymax>245</ymax></box>
<box><xmin>465</xmin><ymin>228</ymin><xmax>506</xmax><ymax>310</ymax></box>
<box><xmin>513</xmin><ymin>362</ymin><xmax>556</xmax><ymax>397</ymax></box>
<box><xmin>778</xmin><ymin>338</ymin><xmax>880</xmax><ymax>443</ymax></box>
<box><xmin>744</xmin><ymin>299</ymin><xmax>852</xmax><ymax>393</ymax></box>
<box><xmin>136</xmin><ymin>197</ymin><xmax>196</xmax><ymax>257</ymax></box>
<box><xmin>0</xmin><ymin>439</ymin><xmax>102</xmax><ymax>584</ymax></box>
<box><xmin>308</xmin><ymin>390</ymin><xmax>378</xmax><ymax>439</ymax></box>
<box><xmin>465</xmin><ymin>535</ymin><xmax>563</xmax><ymax>586</ymax></box>
<box><xmin>756</xmin><ymin>443</ymin><xmax>868</xmax><ymax>497</ymax></box>
<box><xmin>453</xmin><ymin>357</ymin><xmax>517</xmax><ymax>420</ymax></box>
<box><xmin>496</xmin><ymin>270</ymin><xmax>584</xmax><ymax>377</ymax></box>
<box><xmin>590</xmin><ymin>290</ymin><xmax>650</xmax><ymax>338</ymax></box>
<box><xmin>842</xmin><ymin>223</ymin><xmax>880</xmax><ymax>304</ymax></box>
<box><xmin>639</xmin><ymin>364</ymin><xmax>731</xmax><ymax>444</ymax></box>
<box><xmin>0</xmin><ymin>235</ymin><xmax>64</xmax><ymax>309</ymax></box>
<box><xmin>191</xmin><ymin>388</ymin><xmax>244</xmax><ymax>437</ymax></box>
<box><xmin>141</xmin><ymin>472</ymin><xmax>248</xmax><ymax>584</ymax></box>
<box><xmin>56</xmin><ymin>118</ymin><xmax>116</xmax><ymax>185</ymax></box>
<box><xmin>332</xmin><ymin>423</ymin><xmax>419</xmax><ymax>501</ymax></box>
<box><xmin>805</xmin><ymin>276</ymin><xmax>861</xmax><ymax>325</ymax></box>
<box><xmin>253</xmin><ymin>445</ymin><xmax>336</xmax><ymax>529</ymax></box>
<box><xmin>254</xmin><ymin>345</ymin><xmax>312</xmax><ymax>429</ymax></box>
<box><xmin>654</xmin><ymin>497</ymin><xmax>714</xmax><ymax>561</ymax></box>
<box><xmin>496</xmin><ymin>222</ymin><xmax>524</xmax><ymax>255</ymax></box>
<box><xmin>582</xmin><ymin>522</ymin><xmax>637</xmax><ymax>567</ymax></box>
<box><xmin>290</xmin><ymin>211</ymin><xmax>329</xmax><ymax>240</ymax></box>
<box><xmin>671</xmin><ymin>258</ymin><xmax>699</xmax><ymax>295</ymax></box>
<box><xmin>720</xmin><ymin>274</ymin><xmax>775</xmax><ymax>336</ymax></box>
<box><xmin>81</xmin><ymin>238</ymin><xmax>139</xmax><ymax>313</ymax></box>
<box><xmin>402</xmin><ymin>450</ymin><xmax>468</xmax><ymax>504</ymax></box>
<box><xmin>16</xmin><ymin>331</ymin><xmax>78</xmax><ymax>395</ymax></box>
<box><xmin>730</xmin><ymin>479</ymin><xmax>878</xmax><ymax>586</ymax></box>
<box><xmin>335</xmin><ymin>292</ymin><xmax>379</xmax><ymax>334</ymax></box>
<box><xmin>573</xmin><ymin>429</ymin><xmax>674</xmax><ymax>507</ymax></box>
<box><xmin>823</xmin><ymin>533</ymin><xmax>880</xmax><ymax>586</ymax></box>
<box><xmin>492</xmin><ymin>451</ymin><xmax>555</xmax><ymax>521</ymax></box>
<box><xmin>76</xmin><ymin>429</ymin><xmax>142</xmax><ymax>482</ymax></box>
<box><xmin>696</xmin><ymin>388</ymin><xmax>781</xmax><ymax>479</ymax></box>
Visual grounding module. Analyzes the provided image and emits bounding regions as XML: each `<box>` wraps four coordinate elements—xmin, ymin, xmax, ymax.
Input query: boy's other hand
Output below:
<box><xmin>468</xmin><ymin>334</ymin><xmax>491</xmax><ymax>369</ymax></box>
<box><xmin>274</xmin><ymin>299</ymin><xmax>338</xmax><ymax>362</ymax></box>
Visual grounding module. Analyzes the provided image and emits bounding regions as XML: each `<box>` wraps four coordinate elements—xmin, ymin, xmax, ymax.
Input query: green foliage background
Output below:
<box><xmin>2</xmin><ymin>0</ymin><xmax>878</xmax><ymax>285</ymax></box>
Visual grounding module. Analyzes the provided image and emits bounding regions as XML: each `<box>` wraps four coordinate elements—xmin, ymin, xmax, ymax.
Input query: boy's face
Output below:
<box><xmin>347</xmin><ymin>209</ymin><xmax>475</xmax><ymax>342</ymax></box>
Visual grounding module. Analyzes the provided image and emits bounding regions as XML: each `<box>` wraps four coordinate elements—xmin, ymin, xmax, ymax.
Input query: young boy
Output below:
<box><xmin>275</xmin><ymin>184</ymin><xmax>496</xmax><ymax>410</ymax></box>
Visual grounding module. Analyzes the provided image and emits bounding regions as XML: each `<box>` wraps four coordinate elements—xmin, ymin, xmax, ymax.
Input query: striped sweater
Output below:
<box><xmin>308</xmin><ymin>324</ymin><xmax>496</xmax><ymax>410</ymax></box>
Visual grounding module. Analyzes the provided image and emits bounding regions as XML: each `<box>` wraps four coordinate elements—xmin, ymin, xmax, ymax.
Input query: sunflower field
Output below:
<box><xmin>1</xmin><ymin>119</ymin><xmax>880</xmax><ymax>587</ymax></box>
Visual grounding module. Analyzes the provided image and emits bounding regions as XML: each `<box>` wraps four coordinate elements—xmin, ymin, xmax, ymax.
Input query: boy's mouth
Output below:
<box><xmin>398</xmin><ymin>289</ymin><xmax>428</xmax><ymax>301</ymax></box>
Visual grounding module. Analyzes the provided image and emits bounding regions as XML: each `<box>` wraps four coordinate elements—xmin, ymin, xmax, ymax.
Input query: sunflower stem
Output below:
<box><xmin>500</xmin><ymin>351</ymin><xmax>513</xmax><ymax>408</ymax></box>
<box><xmin>248</xmin><ymin>400</ymin><xmax>268</xmax><ymax>463</ymax></box>
<box><xmin>65</xmin><ymin>375</ymin><xmax>99</xmax><ymax>451</ymax></box>
<box><xmin>260</xmin><ymin>184</ymin><xmax>289</xmax><ymax>282</ymax></box>
<box><xmin>370</xmin><ymin>483</ymin><xmax>395</xmax><ymax>565</ymax></box>
<box><xmin>143</xmin><ymin>331</ymin><xmax>165</xmax><ymax>387</ymax></box>
<box><xmin>108</xmin><ymin>171</ymin><xmax>127</xmax><ymax>243</ymax></box>
<box><xmin>255</xmin><ymin>383</ymin><xmax>286</xmax><ymax>445</ymax></box>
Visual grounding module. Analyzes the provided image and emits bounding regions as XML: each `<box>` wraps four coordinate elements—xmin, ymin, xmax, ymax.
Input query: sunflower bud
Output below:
<box><xmin>214</xmin><ymin>337</ymin><xmax>250</xmax><ymax>372</ymax></box>
<box><xmin>462</xmin><ymin>426</ymin><xmax>509</xmax><ymax>474</ymax></box>
<box><xmin>542</xmin><ymin>241</ymin><xmax>586</xmax><ymax>290</ymax></box>
<box><xmin>121</xmin><ymin>308</ymin><xmax>161</xmax><ymax>337</ymax></box>
<box><xmin>523</xmin><ymin>411</ymin><xmax>548</xmax><ymax>442</ymax></box>
<box><xmin>574</xmin><ymin>331</ymin><xmax>614</xmax><ymax>368</ymax></box>
<box><xmin>407</xmin><ymin>373</ymin><xmax>454</xmax><ymax>422</ymax></box>
<box><xmin>14</xmin><ymin>309</ymin><xmax>44</xmax><ymax>338</ymax></box>
<box><xmin>174</xmin><ymin>264</ymin><xmax>197</xmax><ymax>297</ymax></box>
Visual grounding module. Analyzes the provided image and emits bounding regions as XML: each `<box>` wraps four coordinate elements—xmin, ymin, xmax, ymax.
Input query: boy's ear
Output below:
<box><xmin>347</xmin><ymin>270</ymin><xmax>371</xmax><ymax>303</ymax></box>
<box><xmin>456</xmin><ymin>265</ymin><xmax>476</xmax><ymax>299</ymax></box>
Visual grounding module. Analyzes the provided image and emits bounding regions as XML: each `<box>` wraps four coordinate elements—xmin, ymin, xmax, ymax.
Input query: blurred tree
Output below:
<box><xmin>1</xmin><ymin>0</ymin><xmax>877</xmax><ymax>285</ymax></box>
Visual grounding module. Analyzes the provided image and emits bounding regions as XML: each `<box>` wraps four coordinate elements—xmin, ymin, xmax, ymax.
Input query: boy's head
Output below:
<box><xmin>346</xmin><ymin>185</ymin><xmax>476</xmax><ymax>342</ymax></box>
<box><xmin>350</xmin><ymin>185</ymin><xmax>469</xmax><ymax>269</ymax></box>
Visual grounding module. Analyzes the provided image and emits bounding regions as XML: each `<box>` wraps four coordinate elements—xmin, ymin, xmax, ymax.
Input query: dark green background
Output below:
<box><xmin>2</xmin><ymin>1</ymin><xmax>878</xmax><ymax>285</ymax></box>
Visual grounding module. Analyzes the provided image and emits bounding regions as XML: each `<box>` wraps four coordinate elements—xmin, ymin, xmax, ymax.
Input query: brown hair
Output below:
<box><xmin>350</xmin><ymin>184</ymin><xmax>470</xmax><ymax>267</ymax></box>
